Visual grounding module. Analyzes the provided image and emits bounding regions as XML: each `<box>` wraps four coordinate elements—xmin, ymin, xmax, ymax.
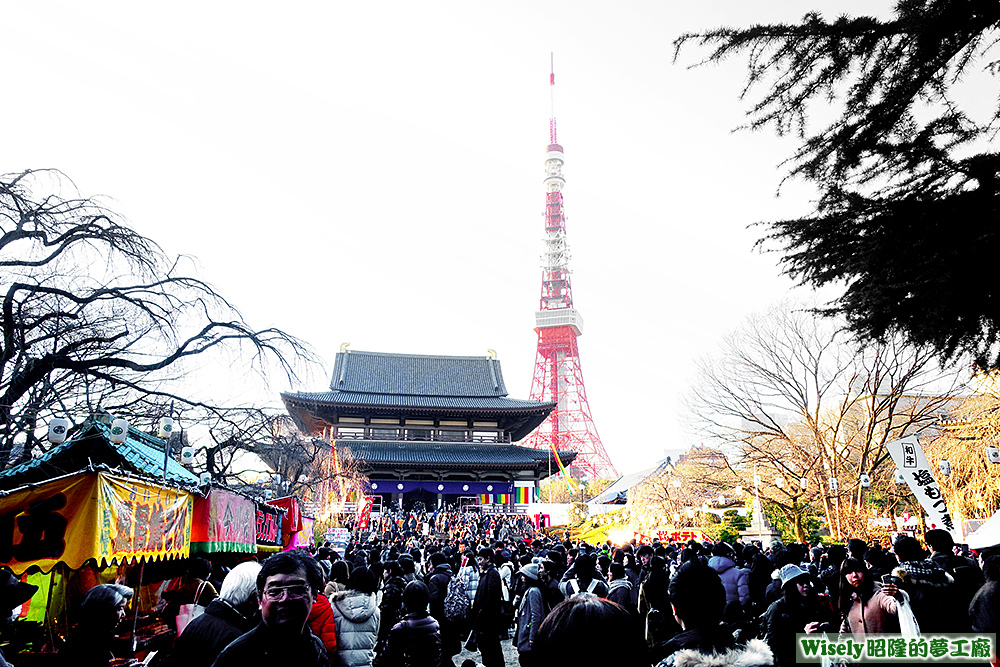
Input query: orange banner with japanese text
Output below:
<box><xmin>97</xmin><ymin>472</ymin><xmax>192</xmax><ymax>565</ymax></box>
<box><xmin>0</xmin><ymin>471</ymin><xmax>192</xmax><ymax>574</ymax></box>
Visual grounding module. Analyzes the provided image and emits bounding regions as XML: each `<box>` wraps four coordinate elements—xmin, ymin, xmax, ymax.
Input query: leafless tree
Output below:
<box><xmin>688</xmin><ymin>303</ymin><xmax>965</xmax><ymax>540</ymax></box>
<box><xmin>0</xmin><ymin>169</ymin><xmax>318</xmax><ymax>467</ymax></box>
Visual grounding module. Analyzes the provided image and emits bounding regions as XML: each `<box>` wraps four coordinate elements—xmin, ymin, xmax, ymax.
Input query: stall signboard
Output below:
<box><xmin>255</xmin><ymin>503</ymin><xmax>283</xmax><ymax>550</ymax></box>
<box><xmin>0</xmin><ymin>471</ymin><xmax>193</xmax><ymax>575</ymax></box>
<box><xmin>191</xmin><ymin>487</ymin><xmax>257</xmax><ymax>553</ymax></box>
<box><xmin>656</xmin><ymin>530</ymin><xmax>705</xmax><ymax>543</ymax></box>
<box><xmin>98</xmin><ymin>472</ymin><xmax>193</xmax><ymax>564</ymax></box>
<box><xmin>287</xmin><ymin>516</ymin><xmax>315</xmax><ymax>550</ymax></box>
<box><xmin>328</xmin><ymin>527</ymin><xmax>350</xmax><ymax>556</ymax></box>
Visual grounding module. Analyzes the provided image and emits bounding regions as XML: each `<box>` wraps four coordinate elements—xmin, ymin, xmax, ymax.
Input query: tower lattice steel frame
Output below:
<box><xmin>524</xmin><ymin>59</ymin><xmax>618</xmax><ymax>480</ymax></box>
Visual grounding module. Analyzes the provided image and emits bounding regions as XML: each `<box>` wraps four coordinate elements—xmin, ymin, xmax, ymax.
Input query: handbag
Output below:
<box><xmin>175</xmin><ymin>580</ymin><xmax>209</xmax><ymax>635</ymax></box>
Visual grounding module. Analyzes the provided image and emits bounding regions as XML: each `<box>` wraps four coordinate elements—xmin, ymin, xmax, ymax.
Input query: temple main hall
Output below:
<box><xmin>281</xmin><ymin>347</ymin><xmax>576</xmax><ymax>510</ymax></box>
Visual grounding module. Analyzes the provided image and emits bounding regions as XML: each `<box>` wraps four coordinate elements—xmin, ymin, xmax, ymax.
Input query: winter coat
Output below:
<box><xmin>169</xmin><ymin>599</ymin><xmax>256</xmax><ymax>667</ymax></box>
<box><xmin>331</xmin><ymin>590</ymin><xmax>381</xmax><ymax>667</ymax></box>
<box><xmin>458</xmin><ymin>565</ymin><xmax>479</xmax><ymax>602</ymax></box>
<box><xmin>607</xmin><ymin>578</ymin><xmax>635</xmax><ymax>615</ymax></box>
<box><xmin>930</xmin><ymin>552</ymin><xmax>983</xmax><ymax>632</ymax></box>
<box><xmin>840</xmin><ymin>588</ymin><xmax>899</xmax><ymax>639</ymax></box>
<box><xmin>212</xmin><ymin>623</ymin><xmax>328</xmax><ymax>667</ymax></box>
<box><xmin>425</xmin><ymin>563</ymin><xmax>461</xmax><ymax>658</ymax></box>
<box><xmin>376</xmin><ymin>612</ymin><xmax>441</xmax><ymax>667</ymax></box>
<box><xmin>515</xmin><ymin>587</ymin><xmax>543</xmax><ymax>653</ymax></box>
<box><xmin>309</xmin><ymin>593</ymin><xmax>339</xmax><ymax>658</ymax></box>
<box><xmin>763</xmin><ymin>594</ymin><xmax>838</xmax><ymax>667</ymax></box>
<box><xmin>378</xmin><ymin>576</ymin><xmax>408</xmax><ymax>650</ymax></box>
<box><xmin>656</xmin><ymin>637</ymin><xmax>773</xmax><ymax>667</ymax></box>
<box><xmin>472</xmin><ymin>565</ymin><xmax>503</xmax><ymax>634</ymax></box>
<box><xmin>708</xmin><ymin>556</ymin><xmax>750</xmax><ymax>608</ymax></box>
<box><xmin>896</xmin><ymin>560</ymin><xmax>955</xmax><ymax>633</ymax></box>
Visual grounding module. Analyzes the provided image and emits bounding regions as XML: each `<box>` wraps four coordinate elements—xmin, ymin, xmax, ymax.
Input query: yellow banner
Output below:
<box><xmin>0</xmin><ymin>471</ymin><xmax>192</xmax><ymax>574</ymax></box>
<box><xmin>97</xmin><ymin>473</ymin><xmax>192</xmax><ymax>565</ymax></box>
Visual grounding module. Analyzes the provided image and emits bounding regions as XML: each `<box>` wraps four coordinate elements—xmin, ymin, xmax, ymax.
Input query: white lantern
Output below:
<box><xmin>939</xmin><ymin>460</ymin><xmax>951</xmax><ymax>476</ymax></box>
<box><xmin>109</xmin><ymin>418</ymin><xmax>129</xmax><ymax>443</ymax></box>
<box><xmin>199</xmin><ymin>472</ymin><xmax>212</xmax><ymax>485</ymax></box>
<box><xmin>686</xmin><ymin>509</ymin><xmax>695</xmax><ymax>519</ymax></box>
<box><xmin>988</xmin><ymin>446</ymin><xmax>1000</xmax><ymax>464</ymax></box>
<box><xmin>775</xmin><ymin>476</ymin><xmax>785</xmax><ymax>489</ymax></box>
<box><xmin>673</xmin><ymin>513</ymin><xmax>681</xmax><ymax>522</ymax></box>
<box><xmin>734</xmin><ymin>485</ymin><xmax>744</xmax><ymax>495</ymax></box>
<box><xmin>672</xmin><ymin>479</ymin><xmax>682</xmax><ymax>488</ymax></box>
<box><xmin>264</xmin><ymin>489</ymin><xmax>274</xmax><ymax>499</ymax></box>
<box><xmin>47</xmin><ymin>417</ymin><xmax>70</xmax><ymax>444</ymax></box>
<box><xmin>754</xmin><ymin>473</ymin><xmax>761</xmax><ymax>486</ymax></box>
<box><xmin>895</xmin><ymin>469</ymin><xmax>906</xmax><ymax>484</ymax></box>
<box><xmin>800</xmin><ymin>477</ymin><xmax>808</xmax><ymax>490</ymax></box>
<box><xmin>180</xmin><ymin>446</ymin><xmax>195</xmax><ymax>465</ymax></box>
<box><xmin>860</xmin><ymin>473</ymin><xmax>871</xmax><ymax>488</ymax></box>
<box><xmin>829</xmin><ymin>477</ymin><xmax>839</xmax><ymax>491</ymax></box>
<box><xmin>158</xmin><ymin>416</ymin><xmax>175</xmax><ymax>439</ymax></box>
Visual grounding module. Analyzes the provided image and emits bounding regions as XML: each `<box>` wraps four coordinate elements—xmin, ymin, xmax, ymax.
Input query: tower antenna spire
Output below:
<box><xmin>549</xmin><ymin>52</ymin><xmax>557</xmax><ymax>146</ymax></box>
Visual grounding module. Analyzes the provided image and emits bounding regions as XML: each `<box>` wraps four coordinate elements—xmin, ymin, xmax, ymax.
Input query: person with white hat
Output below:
<box><xmin>763</xmin><ymin>564</ymin><xmax>837</xmax><ymax>667</ymax></box>
<box><xmin>0</xmin><ymin>569</ymin><xmax>38</xmax><ymax>667</ymax></box>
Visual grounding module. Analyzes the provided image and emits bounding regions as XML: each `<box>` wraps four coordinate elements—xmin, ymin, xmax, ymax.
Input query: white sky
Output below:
<box><xmin>4</xmin><ymin>1</ymin><xmax>895</xmax><ymax>476</ymax></box>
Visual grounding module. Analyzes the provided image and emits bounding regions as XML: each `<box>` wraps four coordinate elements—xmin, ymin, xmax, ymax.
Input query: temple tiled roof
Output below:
<box><xmin>284</xmin><ymin>391</ymin><xmax>548</xmax><ymax>412</ymax></box>
<box><xmin>0</xmin><ymin>417</ymin><xmax>200</xmax><ymax>489</ymax></box>
<box><xmin>329</xmin><ymin>350</ymin><xmax>508</xmax><ymax>397</ymax></box>
<box><xmin>337</xmin><ymin>440</ymin><xmax>577</xmax><ymax>469</ymax></box>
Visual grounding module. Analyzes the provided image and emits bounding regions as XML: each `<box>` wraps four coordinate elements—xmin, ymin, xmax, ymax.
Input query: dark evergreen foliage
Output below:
<box><xmin>675</xmin><ymin>1</ymin><xmax>1000</xmax><ymax>368</ymax></box>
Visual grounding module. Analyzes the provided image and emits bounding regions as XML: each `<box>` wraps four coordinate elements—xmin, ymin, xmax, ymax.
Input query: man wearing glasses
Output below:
<box><xmin>212</xmin><ymin>550</ymin><xmax>329</xmax><ymax>667</ymax></box>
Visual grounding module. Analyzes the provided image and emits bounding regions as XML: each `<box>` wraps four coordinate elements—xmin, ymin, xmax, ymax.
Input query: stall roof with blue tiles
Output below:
<box><xmin>0</xmin><ymin>417</ymin><xmax>199</xmax><ymax>489</ymax></box>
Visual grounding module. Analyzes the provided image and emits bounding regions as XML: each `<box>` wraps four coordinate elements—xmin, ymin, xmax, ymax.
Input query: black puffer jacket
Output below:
<box><xmin>376</xmin><ymin>612</ymin><xmax>441</xmax><ymax>667</ymax></box>
<box><xmin>171</xmin><ymin>599</ymin><xmax>256</xmax><ymax>667</ymax></box>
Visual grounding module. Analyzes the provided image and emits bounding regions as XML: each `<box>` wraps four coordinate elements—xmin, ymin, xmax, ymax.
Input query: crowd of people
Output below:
<box><xmin>13</xmin><ymin>509</ymin><xmax>999</xmax><ymax>667</ymax></box>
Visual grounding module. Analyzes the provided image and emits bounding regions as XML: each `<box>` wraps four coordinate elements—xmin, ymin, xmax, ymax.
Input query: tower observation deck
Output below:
<box><xmin>524</xmin><ymin>59</ymin><xmax>618</xmax><ymax>481</ymax></box>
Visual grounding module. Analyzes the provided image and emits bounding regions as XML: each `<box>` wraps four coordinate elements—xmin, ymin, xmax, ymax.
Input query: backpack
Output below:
<box><xmin>565</xmin><ymin>578</ymin><xmax>599</xmax><ymax>598</ymax></box>
<box><xmin>443</xmin><ymin>574</ymin><xmax>471</xmax><ymax>623</ymax></box>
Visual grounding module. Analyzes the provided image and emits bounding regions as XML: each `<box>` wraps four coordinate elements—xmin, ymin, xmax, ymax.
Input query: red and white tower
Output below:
<box><xmin>524</xmin><ymin>58</ymin><xmax>618</xmax><ymax>480</ymax></box>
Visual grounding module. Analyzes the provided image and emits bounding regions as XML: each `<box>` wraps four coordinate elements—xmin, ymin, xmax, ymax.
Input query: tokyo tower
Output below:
<box><xmin>525</xmin><ymin>57</ymin><xmax>618</xmax><ymax>480</ymax></box>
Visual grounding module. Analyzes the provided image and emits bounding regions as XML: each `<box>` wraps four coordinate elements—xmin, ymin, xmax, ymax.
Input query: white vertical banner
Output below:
<box><xmin>884</xmin><ymin>435</ymin><xmax>957</xmax><ymax>538</ymax></box>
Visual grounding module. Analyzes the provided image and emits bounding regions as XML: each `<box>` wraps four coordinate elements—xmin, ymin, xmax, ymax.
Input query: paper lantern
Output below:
<box><xmin>158</xmin><ymin>416</ymin><xmax>175</xmax><ymax>439</ymax></box>
<box><xmin>673</xmin><ymin>513</ymin><xmax>681</xmax><ymax>522</ymax></box>
<box><xmin>939</xmin><ymin>460</ymin><xmax>951</xmax><ymax>476</ymax></box>
<box><xmin>860</xmin><ymin>474</ymin><xmax>871</xmax><ymax>488</ymax></box>
<box><xmin>109</xmin><ymin>418</ymin><xmax>129</xmax><ymax>443</ymax></box>
<box><xmin>829</xmin><ymin>477</ymin><xmax>839</xmax><ymax>491</ymax></box>
<box><xmin>180</xmin><ymin>446</ymin><xmax>195</xmax><ymax>465</ymax></box>
<box><xmin>895</xmin><ymin>469</ymin><xmax>907</xmax><ymax>484</ymax></box>
<box><xmin>47</xmin><ymin>417</ymin><xmax>70</xmax><ymax>444</ymax></box>
<box><xmin>199</xmin><ymin>472</ymin><xmax>212</xmax><ymax>485</ymax></box>
<box><xmin>987</xmin><ymin>446</ymin><xmax>1000</xmax><ymax>464</ymax></box>
<box><xmin>775</xmin><ymin>476</ymin><xmax>785</xmax><ymax>489</ymax></box>
<box><xmin>734</xmin><ymin>485</ymin><xmax>743</xmax><ymax>495</ymax></box>
<box><xmin>672</xmin><ymin>479</ymin><xmax>682</xmax><ymax>488</ymax></box>
<box><xmin>686</xmin><ymin>509</ymin><xmax>695</xmax><ymax>519</ymax></box>
<box><xmin>264</xmin><ymin>489</ymin><xmax>273</xmax><ymax>499</ymax></box>
<box><xmin>800</xmin><ymin>477</ymin><xmax>808</xmax><ymax>490</ymax></box>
